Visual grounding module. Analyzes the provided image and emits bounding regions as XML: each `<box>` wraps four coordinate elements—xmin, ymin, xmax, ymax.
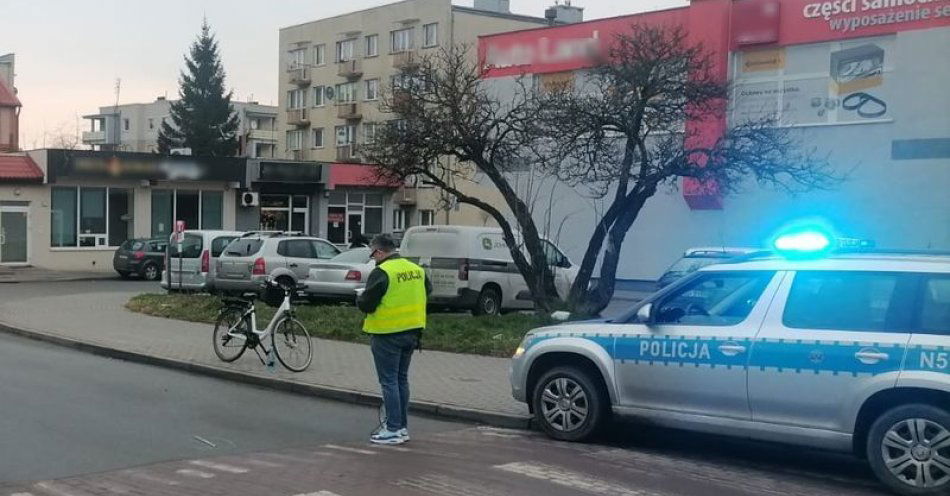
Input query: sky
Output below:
<box><xmin>2</xmin><ymin>0</ymin><xmax>686</xmax><ymax>149</ymax></box>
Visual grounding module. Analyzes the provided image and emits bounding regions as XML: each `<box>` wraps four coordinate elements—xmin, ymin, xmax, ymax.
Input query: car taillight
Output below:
<box><xmin>200</xmin><ymin>250</ymin><xmax>210</xmax><ymax>273</ymax></box>
<box><xmin>458</xmin><ymin>258</ymin><xmax>469</xmax><ymax>281</ymax></box>
<box><xmin>252</xmin><ymin>257</ymin><xmax>266</xmax><ymax>276</ymax></box>
<box><xmin>133</xmin><ymin>251</ymin><xmax>146</xmax><ymax>260</ymax></box>
<box><xmin>345</xmin><ymin>270</ymin><xmax>362</xmax><ymax>282</ymax></box>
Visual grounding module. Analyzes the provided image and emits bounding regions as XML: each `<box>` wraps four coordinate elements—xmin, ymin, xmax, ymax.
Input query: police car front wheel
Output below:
<box><xmin>867</xmin><ymin>403</ymin><xmax>950</xmax><ymax>496</ymax></box>
<box><xmin>532</xmin><ymin>366</ymin><xmax>607</xmax><ymax>442</ymax></box>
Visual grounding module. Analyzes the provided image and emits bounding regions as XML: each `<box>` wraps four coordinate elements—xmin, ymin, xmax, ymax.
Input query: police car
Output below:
<box><xmin>510</xmin><ymin>231</ymin><xmax>950</xmax><ymax>496</ymax></box>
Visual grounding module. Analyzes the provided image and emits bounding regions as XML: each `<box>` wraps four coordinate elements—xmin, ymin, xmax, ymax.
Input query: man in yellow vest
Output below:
<box><xmin>357</xmin><ymin>234</ymin><xmax>431</xmax><ymax>445</ymax></box>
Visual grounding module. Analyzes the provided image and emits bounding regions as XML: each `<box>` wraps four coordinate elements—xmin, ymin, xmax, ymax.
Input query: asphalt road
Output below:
<box><xmin>0</xmin><ymin>332</ymin><xmax>458</xmax><ymax>483</ymax></box>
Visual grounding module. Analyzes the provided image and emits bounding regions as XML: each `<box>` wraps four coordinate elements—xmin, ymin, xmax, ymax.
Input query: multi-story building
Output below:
<box><xmin>479</xmin><ymin>0</ymin><xmax>950</xmax><ymax>281</ymax></box>
<box><xmin>82</xmin><ymin>97</ymin><xmax>279</xmax><ymax>158</ymax></box>
<box><xmin>0</xmin><ymin>53</ymin><xmax>19</xmax><ymax>152</ymax></box>
<box><xmin>277</xmin><ymin>0</ymin><xmax>577</xmax><ymax>245</ymax></box>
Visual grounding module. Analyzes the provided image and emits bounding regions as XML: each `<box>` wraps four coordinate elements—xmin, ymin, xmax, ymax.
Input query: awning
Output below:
<box><xmin>0</xmin><ymin>155</ymin><xmax>43</xmax><ymax>182</ymax></box>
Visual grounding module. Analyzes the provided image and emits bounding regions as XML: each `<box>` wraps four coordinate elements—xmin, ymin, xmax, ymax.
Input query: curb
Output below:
<box><xmin>0</xmin><ymin>321</ymin><xmax>532</xmax><ymax>430</ymax></box>
<box><xmin>0</xmin><ymin>275</ymin><xmax>117</xmax><ymax>284</ymax></box>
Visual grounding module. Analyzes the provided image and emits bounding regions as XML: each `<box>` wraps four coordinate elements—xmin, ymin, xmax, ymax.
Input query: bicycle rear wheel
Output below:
<box><xmin>272</xmin><ymin>317</ymin><xmax>313</xmax><ymax>372</ymax></box>
<box><xmin>213</xmin><ymin>307</ymin><xmax>248</xmax><ymax>362</ymax></box>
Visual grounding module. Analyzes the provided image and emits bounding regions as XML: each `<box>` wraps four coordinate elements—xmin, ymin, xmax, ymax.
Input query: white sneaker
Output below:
<box><xmin>397</xmin><ymin>428</ymin><xmax>409</xmax><ymax>442</ymax></box>
<box><xmin>370</xmin><ymin>428</ymin><xmax>406</xmax><ymax>445</ymax></box>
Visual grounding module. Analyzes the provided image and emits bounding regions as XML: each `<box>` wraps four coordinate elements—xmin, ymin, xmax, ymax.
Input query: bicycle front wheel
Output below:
<box><xmin>272</xmin><ymin>317</ymin><xmax>313</xmax><ymax>372</ymax></box>
<box><xmin>213</xmin><ymin>307</ymin><xmax>248</xmax><ymax>362</ymax></box>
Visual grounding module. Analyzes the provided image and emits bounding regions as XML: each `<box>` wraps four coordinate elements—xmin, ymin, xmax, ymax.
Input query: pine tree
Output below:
<box><xmin>158</xmin><ymin>20</ymin><xmax>240</xmax><ymax>156</ymax></box>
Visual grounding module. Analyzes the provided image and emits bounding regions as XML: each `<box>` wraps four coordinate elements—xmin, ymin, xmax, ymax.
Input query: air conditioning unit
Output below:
<box><xmin>241</xmin><ymin>192</ymin><xmax>260</xmax><ymax>207</ymax></box>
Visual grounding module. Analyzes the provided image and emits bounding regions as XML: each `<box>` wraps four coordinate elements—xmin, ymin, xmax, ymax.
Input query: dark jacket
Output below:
<box><xmin>357</xmin><ymin>254</ymin><xmax>432</xmax><ymax>315</ymax></box>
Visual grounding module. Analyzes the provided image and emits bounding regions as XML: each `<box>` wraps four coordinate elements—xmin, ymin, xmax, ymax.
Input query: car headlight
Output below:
<box><xmin>512</xmin><ymin>334</ymin><xmax>535</xmax><ymax>359</ymax></box>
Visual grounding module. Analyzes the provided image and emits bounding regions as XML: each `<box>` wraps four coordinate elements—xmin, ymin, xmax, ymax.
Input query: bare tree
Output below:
<box><xmin>538</xmin><ymin>24</ymin><xmax>841</xmax><ymax>315</ymax></box>
<box><xmin>361</xmin><ymin>45</ymin><xmax>565</xmax><ymax>311</ymax></box>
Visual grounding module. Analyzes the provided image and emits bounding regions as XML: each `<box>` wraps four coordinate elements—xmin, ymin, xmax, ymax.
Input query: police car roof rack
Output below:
<box><xmin>239</xmin><ymin>230</ymin><xmax>306</xmax><ymax>238</ymax></box>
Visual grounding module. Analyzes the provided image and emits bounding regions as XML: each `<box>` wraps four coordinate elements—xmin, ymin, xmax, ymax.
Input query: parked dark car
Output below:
<box><xmin>113</xmin><ymin>238</ymin><xmax>168</xmax><ymax>281</ymax></box>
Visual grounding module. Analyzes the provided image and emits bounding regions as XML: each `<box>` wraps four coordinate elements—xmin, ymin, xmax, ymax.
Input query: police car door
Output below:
<box><xmin>616</xmin><ymin>270</ymin><xmax>782</xmax><ymax>420</ymax></box>
<box><xmin>901</xmin><ymin>273</ymin><xmax>950</xmax><ymax>394</ymax></box>
<box><xmin>748</xmin><ymin>270</ymin><xmax>914</xmax><ymax>435</ymax></box>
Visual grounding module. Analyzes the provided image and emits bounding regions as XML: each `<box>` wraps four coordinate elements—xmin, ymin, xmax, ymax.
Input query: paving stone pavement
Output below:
<box><xmin>0</xmin><ymin>283</ymin><xmax>529</xmax><ymax>421</ymax></box>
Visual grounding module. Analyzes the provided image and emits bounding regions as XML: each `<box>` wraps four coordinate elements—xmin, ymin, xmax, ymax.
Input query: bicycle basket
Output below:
<box><xmin>261</xmin><ymin>283</ymin><xmax>286</xmax><ymax>308</ymax></box>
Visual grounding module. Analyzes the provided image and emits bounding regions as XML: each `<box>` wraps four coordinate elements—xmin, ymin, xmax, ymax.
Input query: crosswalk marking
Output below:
<box><xmin>494</xmin><ymin>462</ymin><xmax>663</xmax><ymax>496</ymax></box>
<box><xmin>11</xmin><ymin>492</ymin><xmax>34</xmax><ymax>496</ymax></box>
<box><xmin>33</xmin><ymin>482</ymin><xmax>91</xmax><ymax>496</ymax></box>
<box><xmin>120</xmin><ymin>470</ymin><xmax>179</xmax><ymax>486</ymax></box>
<box><xmin>244</xmin><ymin>458</ymin><xmax>283</xmax><ymax>468</ymax></box>
<box><xmin>396</xmin><ymin>474</ymin><xmax>501</xmax><ymax>496</ymax></box>
<box><xmin>175</xmin><ymin>469</ymin><xmax>215</xmax><ymax>479</ymax></box>
<box><xmin>189</xmin><ymin>460</ymin><xmax>250</xmax><ymax>474</ymax></box>
<box><xmin>322</xmin><ymin>444</ymin><xmax>377</xmax><ymax>455</ymax></box>
<box><xmin>290</xmin><ymin>491</ymin><xmax>343</xmax><ymax>496</ymax></box>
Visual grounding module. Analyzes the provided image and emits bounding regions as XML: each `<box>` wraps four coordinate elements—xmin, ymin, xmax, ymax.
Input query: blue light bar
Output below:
<box><xmin>772</xmin><ymin>230</ymin><xmax>832</xmax><ymax>255</ymax></box>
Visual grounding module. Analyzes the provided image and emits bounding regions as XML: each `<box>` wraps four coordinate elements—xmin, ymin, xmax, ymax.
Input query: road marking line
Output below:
<box><xmin>387</xmin><ymin>446</ymin><xmax>412</xmax><ymax>453</ymax></box>
<box><xmin>11</xmin><ymin>492</ymin><xmax>35</xmax><ymax>496</ymax></box>
<box><xmin>494</xmin><ymin>462</ymin><xmax>661</xmax><ymax>496</ymax></box>
<box><xmin>291</xmin><ymin>491</ymin><xmax>343</xmax><ymax>496</ymax></box>
<box><xmin>244</xmin><ymin>458</ymin><xmax>283</xmax><ymax>468</ymax></box>
<box><xmin>33</xmin><ymin>483</ymin><xmax>91</xmax><ymax>496</ymax></box>
<box><xmin>120</xmin><ymin>470</ymin><xmax>179</xmax><ymax>486</ymax></box>
<box><xmin>322</xmin><ymin>444</ymin><xmax>377</xmax><ymax>455</ymax></box>
<box><xmin>189</xmin><ymin>460</ymin><xmax>250</xmax><ymax>474</ymax></box>
<box><xmin>175</xmin><ymin>469</ymin><xmax>215</xmax><ymax>479</ymax></box>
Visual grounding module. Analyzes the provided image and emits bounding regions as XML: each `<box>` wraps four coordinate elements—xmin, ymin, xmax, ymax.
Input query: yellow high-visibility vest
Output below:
<box><xmin>363</xmin><ymin>258</ymin><xmax>427</xmax><ymax>334</ymax></box>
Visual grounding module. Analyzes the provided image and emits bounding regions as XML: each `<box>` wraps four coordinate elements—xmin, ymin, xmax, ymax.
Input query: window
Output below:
<box><xmin>278</xmin><ymin>239</ymin><xmax>315</xmax><ymax>258</ymax></box>
<box><xmin>335</xmin><ymin>125</ymin><xmax>356</xmax><ymax>146</ymax></box>
<box><xmin>362</xmin><ymin>123</ymin><xmax>377</xmax><ymax>144</ymax></box>
<box><xmin>919</xmin><ymin>275</ymin><xmax>950</xmax><ymax>334</ymax></box>
<box><xmin>784</xmin><ymin>271</ymin><xmax>905</xmax><ymax>332</ymax></box>
<box><xmin>123</xmin><ymin>119</ymin><xmax>129</xmax><ymax>131</ymax></box>
<box><xmin>169</xmin><ymin>233</ymin><xmax>203</xmax><ymax>259</ymax></box>
<box><xmin>286</xmin><ymin>130</ymin><xmax>305</xmax><ymax>150</ymax></box>
<box><xmin>314</xmin><ymin>44</ymin><xmax>326</xmax><ymax>66</ymax></box>
<box><xmin>287</xmin><ymin>89</ymin><xmax>306</xmax><ymax>109</ymax></box>
<box><xmin>392</xmin><ymin>208</ymin><xmax>409</xmax><ymax>231</ymax></box>
<box><xmin>150</xmin><ymin>190</ymin><xmax>224</xmax><ymax>238</ymax></box>
<box><xmin>336</xmin><ymin>39</ymin><xmax>356</xmax><ymax>62</ymax></box>
<box><xmin>364</xmin><ymin>193</ymin><xmax>383</xmax><ymax>236</ymax></box>
<box><xmin>51</xmin><ymin>187</ymin><xmax>133</xmax><ymax>248</ymax></box>
<box><xmin>260</xmin><ymin>194</ymin><xmax>308</xmax><ymax>234</ymax></box>
<box><xmin>336</xmin><ymin>82</ymin><xmax>357</xmax><ymax>103</ymax></box>
<box><xmin>423</xmin><ymin>23</ymin><xmax>438</xmax><ymax>47</ymax></box>
<box><xmin>210</xmin><ymin>236</ymin><xmax>237</xmax><ymax>258</ymax></box>
<box><xmin>541</xmin><ymin>240</ymin><xmax>570</xmax><ymax>268</ymax></box>
<box><xmin>312</xmin><ymin>128</ymin><xmax>325</xmax><ymax>148</ymax></box>
<box><xmin>312</xmin><ymin>240</ymin><xmax>340</xmax><ymax>259</ymax></box>
<box><xmin>288</xmin><ymin>47</ymin><xmax>307</xmax><ymax>68</ymax></box>
<box><xmin>312</xmin><ymin>86</ymin><xmax>325</xmax><ymax>107</ymax></box>
<box><xmin>148</xmin><ymin>118</ymin><xmax>154</xmax><ymax>130</ymax></box>
<box><xmin>364</xmin><ymin>79</ymin><xmax>379</xmax><ymax>101</ymax></box>
<box><xmin>654</xmin><ymin>271</ymin><xmax>775</xmax><ymax>326</ymax></box>
<box><xmin>391</xmin><ymin>28</ymin><xmax>414</xmax><ymax>53</ymax></box>
<box><xmin>419</xmin><ymin>210</ymin><xmax>434</xmax><ymax>226</ymax></box>
<box><xmin>365</xmin><ymin>34</ymin><xmax>378</xmax><ymax>57</ymax></box>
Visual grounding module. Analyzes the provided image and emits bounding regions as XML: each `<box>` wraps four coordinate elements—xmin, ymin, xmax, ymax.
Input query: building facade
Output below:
<box><xmin>480</xmin><ymin>0</ymin><xmax>950</xmax><ymax>280</ymax></box>
<box><xmin>276</xmin><ymin>0</ymin><xmax>567</xmax><ymax>244</ymax></box>
<box><xmin>82</xmin><ymin>98</ymin><xmax>279</xmax><ymax>158</ymax></box>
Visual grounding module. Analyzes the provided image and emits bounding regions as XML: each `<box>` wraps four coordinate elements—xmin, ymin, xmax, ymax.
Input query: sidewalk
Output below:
<box><xmin>0</xmin><ymin>266</ymin><xmax>115</xmax><ymax>283</ymax></box>
<box><xmin>0</xmin><ymin>283</ymin><xmax>530</xmax><ymax>427</ymax></box>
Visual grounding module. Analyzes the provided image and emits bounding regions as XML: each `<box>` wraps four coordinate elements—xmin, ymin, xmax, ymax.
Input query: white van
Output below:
<box><xmin>400</xmin><ymin>225</ymin><xmax>578</xmax><ymax>315</ymax></box>
<box><xmin>161</xmin><ymin>229</ymin><xmax>243</xmax><ymax>292</ymax></box>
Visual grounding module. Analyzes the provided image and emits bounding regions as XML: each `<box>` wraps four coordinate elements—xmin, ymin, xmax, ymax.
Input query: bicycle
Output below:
<box><xmin>212</xmin><ymin>279</ymin><xmax>313</xmax><ymax>372</ymax></box>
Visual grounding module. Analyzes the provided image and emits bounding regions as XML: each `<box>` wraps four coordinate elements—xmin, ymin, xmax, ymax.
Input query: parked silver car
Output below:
<box><xmin>160</xmin><ymin>230</ymin><xmax>243</xmax><ymax>292</ymax></box>
<box><xmin>304</xmin><ymin>247</ymin><xmax>375</xmax><ymax>299</ymax></box>
<box><xmin>214</xmin><ymin>233</ymin><xmax>340</xmax><ymax>294</ymax></box>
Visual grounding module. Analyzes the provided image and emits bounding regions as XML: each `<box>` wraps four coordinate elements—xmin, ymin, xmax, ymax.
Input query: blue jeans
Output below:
<box><xmin>370</xmin><ymin>330</ymin><xmax>419</xmax><ymax>431</ymax></box>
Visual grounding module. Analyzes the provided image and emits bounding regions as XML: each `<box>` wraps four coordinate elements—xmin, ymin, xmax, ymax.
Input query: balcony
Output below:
<box><xmin>288</xmin><ymin>67</ymin><xmax>311</xmax><ymax>86</ymax></box>
<box><xmin>81</xmin><ymin>130</ymin><xmax>107</xmax><ymax>143</ymax></box>
<box><xmin>394</xmin><ymin>186</ymin><xmax>417</xmax><ymax>205</ymax></box>
<box><xmin>336</xmin><ymin>103</ymin><xmax>362</xmax><ymax>120</ymax></box>
<box><xmin>287</xmin><ymin>109</ymin><xmax>309</xmax><ymax>127</ymax></box>
<box><xmin>336</xmin><ymin>144</ymin><xmax>360</xmax><ymax>163</ymax></box>
<box><xmin>337</xmin><ymin>59</ymin><xmax>363</xmax><ymax>79</ymax></box>
<box><xmin>247</xmin><ymin>129</ymin><xmax>278</xmax><ymax>142</ymax></box>
<box><xmin>392</xmin><ymin>50</ymin><xmax>419</xmax><ymax>70</ymax></box>
<box><xmin>290</xmin><ymin>149</ymin><xmax>309</xmax><ymax>161</ymax></box>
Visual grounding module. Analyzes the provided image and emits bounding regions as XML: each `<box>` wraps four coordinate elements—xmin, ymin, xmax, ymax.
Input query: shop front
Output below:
<box><xmin>240</xmin><ymin>159</ymin><xmax>324</xmax><ymax>235</ymax></box>
<box><xmin>323</xmin><ymin>163</ymin><xmax>401</xmax><ymax>247</ymax></box>
<box><xmin>0</xmin><ymin>154</ymin><xmax>44</xmax><ymax>267</ymax></box>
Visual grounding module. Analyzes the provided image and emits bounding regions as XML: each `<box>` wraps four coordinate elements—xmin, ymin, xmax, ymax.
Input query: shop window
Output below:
<box><xmin>260</xmin><ymin>194</ymin><xmax>308</xmax><ymax>234</ymax></box>
<box><xmin>151</xmin><ymin>190</ymin><xmax>174</xmax><ymax>238</ymax></box>
<box><xmin>365</xmin><ymin>207</ymin><xmax>382</xmax><ymax>235</ymax></box>
<box><xmin>51</xmin><ymin>187</ymin><xmax>133</xmax><ymax>248</ymax></box>
<box><xmin>201</xmin><ymin>191</ymin><xmax>223</xmax><ymax>230</ymax></box>
<box><xmin>176</xmin><ymin>191</ymin><xmax>200</xmax><ymax>233</ymax></box>
<box><xmin>328</xmin><ymin>190</ymin><xmax>346</xmax><ymax>205</ymax></box>
<box><xmin>51</xmin><ymin>188</ymin><xmax>78</xmax><ymax>247</ymax></box>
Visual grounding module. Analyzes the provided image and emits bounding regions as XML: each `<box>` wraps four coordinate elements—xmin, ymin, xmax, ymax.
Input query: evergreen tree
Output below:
<box><xmin>158</xmin><ymin>20</ymin><xmax>240</xmax><ymax>156</ymax></box>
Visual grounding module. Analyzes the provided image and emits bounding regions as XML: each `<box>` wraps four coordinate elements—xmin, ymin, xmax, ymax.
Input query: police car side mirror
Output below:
<box><xmin>636</xmin><ymin>303</ymin><xmax>654</xmax><ymax>325</ymax></box>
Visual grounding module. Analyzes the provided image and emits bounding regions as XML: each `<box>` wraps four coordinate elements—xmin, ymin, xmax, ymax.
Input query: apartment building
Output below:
<box><xmin>0</xmin><ymin>53</ymin><xmax>19</xmax><ymax>152</ymax></box>
<box><xmin>82</xmin><ymin>97</ymin><xmax>279</xmax><ymax>158</ymax></box>
<box><xmin>277</xmin><ymin>0</ymin><xmax>577</xmax><ymax>245</ymax></box>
